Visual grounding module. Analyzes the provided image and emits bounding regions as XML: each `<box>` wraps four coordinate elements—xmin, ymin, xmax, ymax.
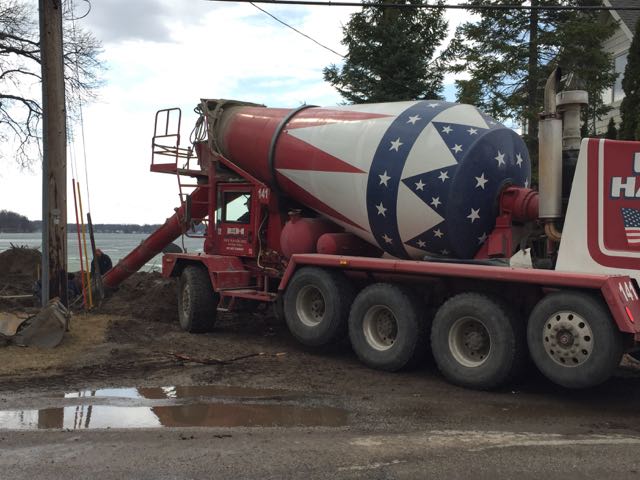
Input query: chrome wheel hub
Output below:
<box><xmin>542</xmin><ymin>311</ymin><xmax>593</xmax><ymax>367</ymax></box>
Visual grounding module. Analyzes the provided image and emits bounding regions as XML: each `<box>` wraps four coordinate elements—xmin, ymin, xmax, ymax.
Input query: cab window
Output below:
<box><xmin>222</xmin><ymin>191</ymin><xmax>251</xmax><ymax>223</ymax></box>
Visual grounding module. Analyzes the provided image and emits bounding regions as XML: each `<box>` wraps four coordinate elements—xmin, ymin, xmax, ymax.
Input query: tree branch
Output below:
<box><xmin>0</xmin><ymin>32</ymin><xmax>39</xmax><ymax>48</ymax></box>
<box><xmin>0</xmin><ymin>68</ymin><xmax>40</xmax><ymax>81</ymax></box>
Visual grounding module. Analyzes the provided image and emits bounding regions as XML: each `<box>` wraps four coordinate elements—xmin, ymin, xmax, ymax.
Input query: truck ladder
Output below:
<box><xmin>150</xmin><ymin>108</ymin><xmax>209</xmax><ymax>238</ymax></box>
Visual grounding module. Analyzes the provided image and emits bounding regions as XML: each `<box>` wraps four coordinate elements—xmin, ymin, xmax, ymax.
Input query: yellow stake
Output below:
<box><xmin>77</xmin><ymin>181</ymin><xmax>93</xmax><ymax>308</ymax></box>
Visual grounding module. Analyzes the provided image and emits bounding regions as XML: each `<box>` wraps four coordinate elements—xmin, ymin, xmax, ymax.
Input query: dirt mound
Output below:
<box><xmin>0</xmin><ymin>246</ymin><xmax>41</xmax><ymax>278</ymax></box>
<box><xmin>98</xmin><ymin>272</ymin><xmax>178</xmax><ymax>322</ymax></box>
<box><xmin>0</xmin><ymin>247</ymin><xmax>40</xmax><ymax>309</ymax></box>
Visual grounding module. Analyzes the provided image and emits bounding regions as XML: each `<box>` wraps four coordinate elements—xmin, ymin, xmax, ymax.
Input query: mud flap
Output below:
<box><xmin>11</xmin><ymin>299</ymin><xmax>69</xmax><ymax>348</ymax></box>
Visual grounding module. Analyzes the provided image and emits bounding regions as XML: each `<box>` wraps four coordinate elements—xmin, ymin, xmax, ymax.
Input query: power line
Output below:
<box><xmin>249</xmin><ymin>2</ymin><xmax>345</xmax><ymax>57</ymax></box>
<box><xmin>248</xmin><ymin>1</ymin><xmax>427</xmax><ymax>94</ymax></box>
<box><xmin>208</xmin><ymin>0</ymin><xmax>640</xmax><ymax>11</ymax></box>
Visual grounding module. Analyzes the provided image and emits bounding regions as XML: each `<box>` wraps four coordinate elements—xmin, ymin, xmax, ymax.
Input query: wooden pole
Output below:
<box><xmin>77</xmin><ymin>182</ymin><xmax>93</xmax><ymax>308</ymax></box>
<box><xmin>72</xmin><ymin>181</ymin><xmax>87</xmax><ymax>308</ymax></box>
<box><xmin>87</xmin><ymin>213</ymin><xmax>104</xmax><ymax>300</ymax></box>
<box><xmin>39</xmin><ymin>0</ymin><xmax>68</xmax><ymax>306</ymax></box>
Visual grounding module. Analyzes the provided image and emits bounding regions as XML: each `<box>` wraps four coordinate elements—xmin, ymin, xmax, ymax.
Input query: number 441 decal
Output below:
<box><xmin>618</xmin><ymin>280</ymin><xmax>639</xmax><ymax>303</ymax></box>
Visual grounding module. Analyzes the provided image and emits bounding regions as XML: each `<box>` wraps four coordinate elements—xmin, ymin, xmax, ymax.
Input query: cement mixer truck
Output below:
<box><xmin>103</xmin><ymin>71</ymin><xmax>640</xmax><ymax>390</ymax></box>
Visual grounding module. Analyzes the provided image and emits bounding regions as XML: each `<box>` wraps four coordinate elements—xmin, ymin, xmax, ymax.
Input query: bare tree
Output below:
<box><xmin>0</xmin><ymin>0</ymin><xmax>103</xmax><ymax>167</ymax></box>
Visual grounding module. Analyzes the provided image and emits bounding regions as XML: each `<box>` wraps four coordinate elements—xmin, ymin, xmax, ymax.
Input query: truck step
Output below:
<box><xmin>219</xmin><ymin>289</ymin><xmax>277</xmax><ymax>302</ymax></box>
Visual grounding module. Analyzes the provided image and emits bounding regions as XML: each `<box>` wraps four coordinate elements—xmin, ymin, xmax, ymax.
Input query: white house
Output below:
<box><xmin>597</xmin><ymin>0</ymin><xmax>639</xmax><ymax>134</ymax></box>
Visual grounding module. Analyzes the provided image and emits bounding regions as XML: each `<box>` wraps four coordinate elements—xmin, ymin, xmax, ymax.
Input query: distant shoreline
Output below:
<box><xmin>1</xmin><ymin>210</ymin><xmax>169</xmax><ymax>234</ymax></box>
<box><xmin>0</xmin><ymin>224</ymin><xmax>163</xmax><ymax>234</ymax></box>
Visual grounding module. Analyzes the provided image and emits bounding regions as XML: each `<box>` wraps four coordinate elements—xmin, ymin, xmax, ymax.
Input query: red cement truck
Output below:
<box><xmin>103</xmin><ymin>70</ymin><xmax>640</xmax><ymax>390</ymax></box>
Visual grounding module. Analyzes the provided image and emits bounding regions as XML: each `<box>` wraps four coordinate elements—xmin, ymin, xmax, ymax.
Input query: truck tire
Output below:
<box><xmin>348</xmin><ymin>283</ymin><xmax>426</xmax><ymax>371</ymax></box>
<box><xmin>284</xmin><ymin>267</ymin><xmax>354</xmax><ymax>347</ymax></box>
<box><xmin>178</xmin><ymin>266</ymin><xmax>218</xmax><ymax>333</ymax></box>
<box><xmin>431</xmin><ymin>293</ymin><xmax>526</xmax><ymax>389</ymax></box>
<box><xmin>527</xmin><ymin>291</ymin><xmax>624</xmax><ymax>389</ymax></box>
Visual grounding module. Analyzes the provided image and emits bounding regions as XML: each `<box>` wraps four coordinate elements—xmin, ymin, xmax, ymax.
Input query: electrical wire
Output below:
<box><xmin>249</xmin><ymin>2</ymin><xmax>345</xmax><ymax>57</ymax></box>
<box><xmin>209</xmin><ymin>0</ymin><xmax>640</xmax><ymax>11</ymax></box>
<box><xmin>68</xmin><ymin>0</ymin><xmax>92</xmax><ymax>213</ymax></box>
<box><xmin>247</xmin><ymin>1</ymin><xmax>447</xmax><ymax>96</ymax></box>
<box><xmin>67</xmin><ymin>0</ymin><xmax>92</xmax><ymax>20</ymax></box>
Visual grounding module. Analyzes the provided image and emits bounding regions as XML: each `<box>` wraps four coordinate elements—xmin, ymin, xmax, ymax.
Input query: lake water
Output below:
<box><xmin>0</xmin><ymin>232</ymin><xmax>204</xmax><ymax>272</ymax></box>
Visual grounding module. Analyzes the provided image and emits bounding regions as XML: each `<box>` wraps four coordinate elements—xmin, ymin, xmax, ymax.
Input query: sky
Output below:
<box><xmin>0</xmin><ymin>0</ymin><xmax>473</xmax><ymax>224</ymax></box>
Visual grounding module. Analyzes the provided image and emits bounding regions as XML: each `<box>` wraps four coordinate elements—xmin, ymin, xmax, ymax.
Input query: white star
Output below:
<box><xmin>430</xmin><ymin>197</ymin><xmax>441</xmax><ymax>208</ymax></box>
<box><xmin>438</xmin><ymin>171</ymin><xmax>449</xmax><ymax>182</ymax></box>
<box><xmin>467</xmin><ymin>208</ymin><xmax>481</xmax><ymax>223</ymax></box>
<box><xmin>516</xmin><ymin>153</ymin><xmax>523</xmax><ymax>167</ymax></box>
<box><xmin>428</xmin><ymin>103</ymin><xmax>439</xmax><ymax>108</ymax></box>
<box><xmin>376</xmin><ymin>202</ymin><xmax>387</xmax><ymax>216</ymax></box>
<box><xmin>379</xmin><ymin>171</ymin><xmax>390</xmax><ymax>187</ymax></box>
<box><xmin>478</xmin><ymin>232</ymin><xmax>488</xmax><ymax>244</ymax></box>
<box><xmin>434</xmin><ymin>228</ymin><xmax>444</xmax><ymax>238</ymax></box>
<box><xmin>524</xmin><ymin>178</ymin><xmax>529</xmax><ymax>188</ymax></box>
<box><xmin>475</xmin><ymin>173</ymin><xmax>488</xmax><ymax>189</ymax></box>
<box><xmin>382</xmin><ymin>234</ymin><xmax>393</xmax><ymax>244</ymax></box>
<box><xmin>390</xmin><ymin>138</ymin><xmax>403</xmax><ymax>152</ymax></box>
<box><xmin>452</xmin><ymin>144</ymin><xmax>463</xmax><ymax>154</ymax></box>
<box><xmin>417</xmin><ymin>239</ymin><xmax>426</xmax><ymax>248</ymax></box>
<box><xmin>467</xmin><ymin>127</ymin><xmax>478</xmax><ymax>135</ymax></box>
<box><xmin>441</xmin><ymin>249</ymin><xmax>450</xmax><ymax>255</ymax></box>
<box><xmin>495</xmin><ymin>151</ymin><xmax>505</xmax><ymax>166</ymax></box>
<box><xmin>407</xmin><ymin>115</ymin><xmax>421</xmax><ymax>125</ymax></box>
<box><xmin>442</xmin><ymin>125</ymin><xmax>453</xmax><ymax>134</ymax></box>
<box><xmin>415</xmin><ymin>179</ymin><xmax>426</xmax><ymax>191</ymax></box>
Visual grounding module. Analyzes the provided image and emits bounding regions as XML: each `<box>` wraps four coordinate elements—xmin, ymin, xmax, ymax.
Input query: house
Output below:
<box><xmin>596</xmin><ymin>0</ymin><xmax>639</xmax><ymax>134</ymax></box>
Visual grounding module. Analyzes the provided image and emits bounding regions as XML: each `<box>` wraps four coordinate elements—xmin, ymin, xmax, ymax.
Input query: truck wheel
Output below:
<box><xmin>284</xmin><ymin>267</ymin><xmax>354</xmax><ymax>347</ymax></box>
<box><xmin>431</xmin><ymin>293</ymin><xmax>526</xmax><ymax>389</ymax></box>
<box><xmin>178</xmin><ymin>266</ymin><xmax>218</xmax><ymax>333</ymax></box>
<box><xmin>527</xmin><ymin>291</ymin><xmax>624</xmax><ymax>389</ymax></box>
<box><xmin>348</xmin><ymin>283</ymin><xmax>426</xmax><ymax>371</ymax></box>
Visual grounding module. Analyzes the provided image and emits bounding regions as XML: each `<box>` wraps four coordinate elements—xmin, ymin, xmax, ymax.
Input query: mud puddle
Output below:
<box><xmin>0</xmin><ymin>385</ymin><xmax>348</xmax><ymax>430</ymax></box>
<box><xmin>60</xmin><ymin>385</ymin><xmax>293</xmax><ymax>400</ymax></box>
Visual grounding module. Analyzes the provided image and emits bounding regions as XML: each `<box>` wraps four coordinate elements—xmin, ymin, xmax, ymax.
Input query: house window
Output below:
<box><xmin>603</xmin><ymin>52</ymin><xmax>628</xmax><ymax>104</ymax></box>
<box><xmin>613</xmin><ymin>53</ymin><xmax>628</xmax><ymax>102</ymax></box>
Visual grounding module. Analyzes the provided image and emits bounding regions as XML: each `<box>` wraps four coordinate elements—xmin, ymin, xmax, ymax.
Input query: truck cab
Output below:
<box><xmin>213</xmin><ymin>184</ymin><xmax>257</xmax><ymax>258</ymax></box>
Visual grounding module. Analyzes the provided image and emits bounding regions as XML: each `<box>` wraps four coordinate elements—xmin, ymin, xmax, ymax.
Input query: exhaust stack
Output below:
<box><xmin>557</xmin><ymin>90</ymin><xmax>589</xmax><ymax>152</ymax></box>
<box><xmin>538</xmin><ymin>68</ymin><xmax>563</xmax><ymax>220</ymax></box>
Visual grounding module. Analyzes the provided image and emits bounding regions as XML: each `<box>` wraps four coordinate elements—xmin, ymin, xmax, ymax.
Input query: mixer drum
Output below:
<box><xmin>213</xmin><ymin>100</ymin><xmax>531</xmax><ymax>259</ymax></box>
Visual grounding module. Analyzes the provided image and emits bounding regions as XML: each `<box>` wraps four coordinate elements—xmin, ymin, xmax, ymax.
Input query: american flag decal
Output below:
<box><xmin>622</xmin><ymin>207</ymin><xmax>640</xmax><ymax>245</ymax></box>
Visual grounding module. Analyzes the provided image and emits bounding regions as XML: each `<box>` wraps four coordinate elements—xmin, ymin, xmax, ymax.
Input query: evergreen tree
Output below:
<box><xmin>323</xmin><ymin>0</ymin><xmax>448</xmax><ymax>103</ymax></box>
<box><xmin>447</xmin><ymin>0</ymin><xmax>616</xmax><ymax>156</ymax></box>
<box><xmin>619</xmin><ymin>17</ymin><xmax>640</xmax><ymax>140</ymax></box>
<box><xmin>605</xmin><ymin>117</ymin><xmax>618</xmax><ymax>139</ymax></box>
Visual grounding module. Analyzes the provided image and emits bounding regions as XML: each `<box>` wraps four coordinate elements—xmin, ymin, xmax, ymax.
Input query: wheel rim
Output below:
<box><xmin>449</xmin><ymin>316</ymin><xmax>491</xmax><ymax>367</ymax></box>
<box><xmin>542</xmin><ymin>310</ymin><xmax>594</xmax><ymax>367</ymax></box>
<box><xmin>362</xmin><ymin>305</ymin><xmax>398</xmax><ymax>351</ymax></box>
<box><xmin>296</xmin><ymin>285</ymin><xmax>326</xmax><ymax>327</ymax></box>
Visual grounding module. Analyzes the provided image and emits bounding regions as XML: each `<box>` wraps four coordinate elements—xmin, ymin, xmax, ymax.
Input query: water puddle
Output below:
<box><xmin>61</xmin><ymin>385</ymin><xmax>292</xmax><ymax>400</ymax></box>
<box><xmin>0</xmin><ymin>385</ymin><xmax>348</xmax><ymax>430</ymax></box>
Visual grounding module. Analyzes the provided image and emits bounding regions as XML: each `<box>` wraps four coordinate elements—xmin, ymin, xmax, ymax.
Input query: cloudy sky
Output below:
<box><xmin>1</xmin><ymin>0</ymin><xmax>472</xmax><ymax>224</ymax></box>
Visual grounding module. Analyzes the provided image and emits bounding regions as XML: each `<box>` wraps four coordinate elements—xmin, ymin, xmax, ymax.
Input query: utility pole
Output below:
<box><xmin>39</xmin><ymin>0</ymin><xmax>68</xmax><ymax>307</ymax></box>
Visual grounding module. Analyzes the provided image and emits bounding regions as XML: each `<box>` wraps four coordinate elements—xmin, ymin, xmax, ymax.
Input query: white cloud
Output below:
<box><xmin>2</xmin><ymin>1</ymin><xmax>475</xmax><ymax>224</ymax></box>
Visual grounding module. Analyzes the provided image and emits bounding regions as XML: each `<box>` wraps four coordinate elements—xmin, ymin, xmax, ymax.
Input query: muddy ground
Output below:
<box><xmin>3</xmin><ymin>249</ymin><xmax>640</xmax><ymax>478</ymax></box>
